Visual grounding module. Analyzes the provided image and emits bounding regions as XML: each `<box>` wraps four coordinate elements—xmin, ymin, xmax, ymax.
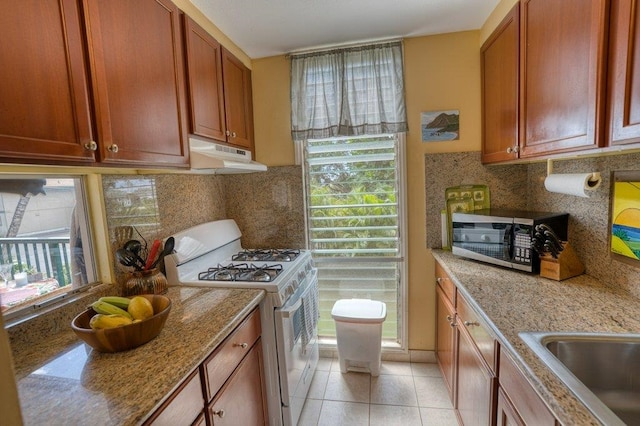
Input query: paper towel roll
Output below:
<box><xmin>544</xmin><ymin>173</ymin><xmax>601</xmax><ymax>197</ymax></box>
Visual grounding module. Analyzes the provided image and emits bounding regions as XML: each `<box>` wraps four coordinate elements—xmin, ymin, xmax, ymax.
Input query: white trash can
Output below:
<box><xmin>331</xmin><ymin>298</ymin><xmax>387</xmax><ymax>376</ymax></box>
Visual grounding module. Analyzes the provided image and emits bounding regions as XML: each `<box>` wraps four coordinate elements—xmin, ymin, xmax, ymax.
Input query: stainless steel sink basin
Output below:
<box><xmin>519</xmin><ymin>332</ymin><xmax>640</xmax><ymax>426</ymax></box>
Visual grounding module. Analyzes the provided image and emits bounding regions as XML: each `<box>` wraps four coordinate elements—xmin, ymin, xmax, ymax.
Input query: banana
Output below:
<box><xmin>91</xmin><ymin>300</ymin><xmax>133</xmax><ymax>320</ymax></box>
<box><xmin>98</xmin><ymin>296</ymin><xmax>131</xmax><ymax>310</ymax></box>
<box><xmin>89</xmin><ymin>314</ymin><xmax>133</xmax><ymax>329</ymax></box>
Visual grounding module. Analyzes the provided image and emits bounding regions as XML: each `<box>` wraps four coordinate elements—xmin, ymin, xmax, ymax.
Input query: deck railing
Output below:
<box><xmin>0</xmin><ymin>237</ymin><xmax>71</xmax><ymax>286</ymax></box>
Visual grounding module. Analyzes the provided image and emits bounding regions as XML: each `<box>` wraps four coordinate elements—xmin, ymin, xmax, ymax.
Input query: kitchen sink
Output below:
<box><xmin>519</xmin><ymin>332</ymin><xmax>640</xmax><ymax>426</ymax></box>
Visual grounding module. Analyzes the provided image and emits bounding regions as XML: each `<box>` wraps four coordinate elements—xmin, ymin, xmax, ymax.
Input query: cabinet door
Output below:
<box><xmin>183</xmin><ymin>16</ymin><xmax>227</xmax><ymax>143</ymax></box>
<box><xmin>83</xmin><ymin>0</ymin><xmax>189</xmax><ymax>167</ymax></box>
<box><xmin>496</xmin><ymin>388</ymin><xmax>525</xmax><ymax>426</ymax></box>
<box><xmin>145</xmin><ymin>368</ymin><xmax>204</xmax><ymax>426</ymax></box>
<box><xmin>436</xmin><ymin>285</ymin><xmax>457</xmax><ymax>403</ymax></box>
<box><xmin>481</xmin><ymin>3</ymin><xmax>520</xmax><ymax>164</ymax></box>
<box><xmin>519</xmin><ymin>0</ymin><xmax>608</xmax><ymax>157</ymax></box>
<box><xmin>0</xmin><ymin>0</ymin><xmax>95</xmax><ymax>163</ymax></box>
<box><xmin>456</xmin><ymin>325</ymin><xmax>497</xmax><ymax>426</ymax></box>
<box><xmin>208</xmin><ymin>341</ymin><xmax>266</xmax><ymax>425</ymax></box>
<box><xmin>221</xmin><ymin>48</ymin><xmax>255</xmax><ymax>151</ymax></box>
<box><xmin>608</xmin><ymin>0</ymin><xmax>640</xmax><ymax>146</ymax></box>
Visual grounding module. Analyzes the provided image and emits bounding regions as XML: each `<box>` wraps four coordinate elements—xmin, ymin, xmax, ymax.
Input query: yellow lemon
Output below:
<box><xmin>128</xmin><ymin>296</ymin><xmax>154</xmax><ymax>321</ymax></box>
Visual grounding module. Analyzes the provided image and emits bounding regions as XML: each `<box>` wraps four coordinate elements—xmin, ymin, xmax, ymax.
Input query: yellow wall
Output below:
<box><xmin>480</xmin><ymin>0</ymin><xmax>519</xmax><ymax>44</ymax></box>
<box><xmin>251</xmin><ymin>31</ymin><xmax>482</xmax><ymax>350</ymax></box>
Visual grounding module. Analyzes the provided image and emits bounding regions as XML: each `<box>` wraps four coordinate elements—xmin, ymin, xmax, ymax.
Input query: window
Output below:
<box><xmin>0</xmin><ymin>177</ymin><xmax>95</xmax><ymax>317</ymax></box>
<box><xmin>303</xmin><ymin>134</ymin><xmax>406</xmax><ymax>346</ymax></box>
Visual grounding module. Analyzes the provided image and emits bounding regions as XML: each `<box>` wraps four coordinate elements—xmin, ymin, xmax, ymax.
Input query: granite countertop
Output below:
<box><xmin>10</xmin><ymin>286</ymin><xmax>265</xmax><ymax>426</ymax></box>
<box><xmin>432</xmin><ymin>250</ymin><xmax>640</xmax><ymax>426</ymax></box>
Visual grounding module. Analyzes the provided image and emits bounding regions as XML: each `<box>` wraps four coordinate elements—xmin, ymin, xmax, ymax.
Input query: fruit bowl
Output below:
<box><xmin>71</xmin><ymin>294</ymin><xmax>171</xmax><ymax>353</ymax></box>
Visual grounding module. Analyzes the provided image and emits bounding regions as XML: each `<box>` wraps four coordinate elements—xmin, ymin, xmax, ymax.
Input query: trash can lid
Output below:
<box><xmin>331</xmin><ymin>299</ymin><xmax>387</xmax><ymax>323</ymax></box>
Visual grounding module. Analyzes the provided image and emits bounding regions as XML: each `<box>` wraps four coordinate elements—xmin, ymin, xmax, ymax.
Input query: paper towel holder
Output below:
<box><xmin>545</xmin><ymin>158</ymin><xmax>602</xmax><ymax>197</ymax></box>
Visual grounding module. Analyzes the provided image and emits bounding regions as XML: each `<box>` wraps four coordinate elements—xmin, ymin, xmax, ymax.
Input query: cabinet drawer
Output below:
<box><xmin>499</xmin><ymin>348</ymin><xmax>557</xmax><ymax>425</ymax></box>
<box><xmin>146</xmin><ymin>368</ymin><xmax>203</xmax><ymax>426</ymax></box>
<box><xmin>435</xmin><ymin>262</ymin><xmax>456</xmax><ymax>306</ymax></box>
<box><xmin>202</xmin><ymin>308</ymin><xmax>261</xmax><ymax>401</ymax></box>
<box><xmin>457</xmin><ymin>292</ymin><xmax>496</xmax><ymax>372</ymax></box>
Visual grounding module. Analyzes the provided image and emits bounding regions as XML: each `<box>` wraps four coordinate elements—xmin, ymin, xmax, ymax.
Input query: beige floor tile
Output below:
<box><xmin>379</xmin><ymin>361</ymin><xmax>414</xmax><ymax>376</ymax></box>
<box><xmin>420</xmin><ymin>407</ymin><xmax>458</xmax><ymax>425</ymax></box>
<box><xmin>369</xmin><ymin>404</ymin><xmax>423</xmax><ymax>426</ymax></box>
<box><xmin>307</xmin><ymin>370</ymin><xmax>330</xmax><ymax>399</ymax></box>
<box><xmin>316</xmin><ymin>357</ymin><xmax>333</xmax><ymax>372</ymax></box>
<box><xmin>317</xmin><ymin>401</ymin><xmax>369</xmax><ymax>426</ymax></box>
<box><xmin>323</xmin><ymin>371</ymin><xmax>370</xmax><ymax>403</ymax></box>
<box><xmin>411</xmin><ymin>362</ymin><xmax>443</xmax><ymax>377</ymax></box>
<box><xmin>370</xmin><ymin>375</ymin><xmax>418</xmax><ymax>406</ymax></box>
<box><xmin>414</xmin><ymin>376</ymin><xmax>453</xmax><ymax>409</ymax></box>
<box><xmin>298</xmin><ymin>398</ymin><xmax>322</xmax><ymax>426</ymax></box>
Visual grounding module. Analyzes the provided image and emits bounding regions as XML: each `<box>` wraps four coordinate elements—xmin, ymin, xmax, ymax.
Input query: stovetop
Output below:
<box><xmin>163</xmin><ymin>219</ymin><xmax>316</xmax><ymax>305</ymax></box>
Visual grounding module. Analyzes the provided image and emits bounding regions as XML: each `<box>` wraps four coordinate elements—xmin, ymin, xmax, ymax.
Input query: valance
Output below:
<box><xmin>290</xmin><ymin>41</ymin><xmax>408</xmax><ymax>141</ymax></box>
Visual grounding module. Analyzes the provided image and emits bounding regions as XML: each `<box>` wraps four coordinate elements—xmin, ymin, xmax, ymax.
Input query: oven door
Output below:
<box><xmin>275</xmin><ymin>268</ymin><xmax>319</xmax><ymax>426</ymax></box>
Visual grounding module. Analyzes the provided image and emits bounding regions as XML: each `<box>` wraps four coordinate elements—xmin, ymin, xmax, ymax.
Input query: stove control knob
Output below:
<box><xmin>298</xmin><ymin>271</ymin><xmax>305</xmax><ymax>281</ymax></box>
<box><xmin>286</xmin><ymin>284</ymin><xmax>295</xmax><ymax>297</ymax></box>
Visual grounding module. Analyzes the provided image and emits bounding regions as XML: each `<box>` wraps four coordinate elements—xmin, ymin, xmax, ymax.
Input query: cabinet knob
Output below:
<box><xmin>506</xmin><ymin>147</ymin><xmax>512</xmax><ymax>154</ymax></box>
<box><xmin>231</xmin><ymin>132</ymin><xmax>237</xmax><ymax>138</ymax></box>
<box><xmin>213</xmin><ymin>409</ymin><xmax>225</xmax><ymax>418</ymax></box>
<box><xmin>107</xmin><ymin>144</ymin><xmax>119</xmax><ymax>153</ymax></box>
<box><xmin>446</xmin><ymin>315</ymin><xmax>453</xmax><ymax>322</ymax></box>
<box><xmin>436</xmin><ymin>277</ymin><xmax>442</xmax><ymax>284</ymax></box>
<box><xmin>225</xmin><ymin>130</ymin><xmax>231</xmax><ymax>137</ymax></box>
<box><xmin>463</xmin><ymin>320</ymin><xmax>479</xmax><ymax>327</ymax></box>
<box><xmin>84</xmin><ymin>141</ymin><xmax>98</xmax><ymax>151</ymax></box>
<box><xmin>233</xmin><ymin>342</ymin><xmax>248</xmax><ymax>349</ymax></box>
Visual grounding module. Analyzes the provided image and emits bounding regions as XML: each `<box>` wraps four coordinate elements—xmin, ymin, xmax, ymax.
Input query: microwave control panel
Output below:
<box><xmin>513</xmin><ymin>224</ymin><xmax>532</xmax><ymax>264</ymax></box>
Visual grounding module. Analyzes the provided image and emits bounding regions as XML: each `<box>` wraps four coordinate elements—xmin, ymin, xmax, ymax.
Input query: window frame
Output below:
<box><xmin>301</xmin><ymin>133</ymin><xmax>408</xmax><ymax>351</ymax></box>
<box><xmin>0</xmin><ymin>173</ymin><xmax>103</xmax><ymax>322</ymax></box>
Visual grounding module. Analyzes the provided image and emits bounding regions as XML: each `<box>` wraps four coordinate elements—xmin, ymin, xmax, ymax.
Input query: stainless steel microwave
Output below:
<box><xmin>451</xmin><ymin>209</ymin><xmax>569</xmax><ymax>272</ymax></box>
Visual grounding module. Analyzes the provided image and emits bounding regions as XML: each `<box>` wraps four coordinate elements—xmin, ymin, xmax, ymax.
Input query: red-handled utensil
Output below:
<box><xmin>144</xmin><ymin>239</ymin><xmax>161</xmax><ymax>270</ymax></box>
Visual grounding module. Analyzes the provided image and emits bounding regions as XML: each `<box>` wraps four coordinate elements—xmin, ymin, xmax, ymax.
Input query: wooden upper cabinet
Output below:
<box><xmin>519</xmin><ymin>0</ymin><xmax>608</xmax><ymax>157</ymax></box>
<box><xmin>0</xmin><ymin>0</ymin><xmax>95</xmax><ymax>163</ymax></box>
<box><xmin>183</xmin><ymin>16</ymin><xmax>227</xmax><ymax>142</ymax></box>
<box><xmin>481</xmin><ymin>3</ymin><xmax>520</xmax><ymax>164</ymax></box>
<box><xmin>607</xmin><ymin>0</ymin><xmax>640</xmax><ymax>146</ymax></box>
<box><xmin>222</xmin><ymin>48</ymin><xmax>255</xmax><ymax>151</ymax></box>
<box><xmin>83</xmin><ymin>0</ymin><xmax>189</xmax><ymax>167</ymax></box>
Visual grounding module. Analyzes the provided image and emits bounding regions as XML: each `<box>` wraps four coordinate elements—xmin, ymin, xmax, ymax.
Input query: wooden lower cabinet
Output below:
<box><xmin>498</xmin><ymin>348</ymin><xmax>558</xmax><ymax>425</ymax></box>
<box><xmin>456</xmin><ymin>325</ymin><xmax>497</xmax><ymax>426</ymax></box>
<box><xmin>146</xmin><ymin>308</ymin><xmax>266</xmax><ymax>426</ymax></box>
<box><xmin>207</xmin><ymin>341</ymin><xmax>266</xmax><ymax>425</ymax></box>
<box><xmin>144</xmin><ymin>368</ymin><xmax>204</xmax><ymax>426</ymax></box>
<box><xmin>436</xmin><ymin>284</ymin><xmax>457</xmax><ymax>401</ymax></box>
<box><xmin>496</xmin><ymin>388</ymin><xmax>524</xmax><ymax>426</ymax></box>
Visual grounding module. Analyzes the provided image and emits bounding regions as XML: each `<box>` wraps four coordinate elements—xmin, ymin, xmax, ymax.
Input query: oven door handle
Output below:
<box><xmin>280</xmin><ymin>298</ymin><xmax>303</xmax><ymax>318</ymax></box>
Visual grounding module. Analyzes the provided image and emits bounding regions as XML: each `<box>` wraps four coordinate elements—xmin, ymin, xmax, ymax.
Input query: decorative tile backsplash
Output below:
<box><xmin>102</xmin><ymin>166</ymin><xmax>305</xmax><ymax>288</ymax></box>
<box><xmin>425</xmin><ymin>151</ymin><xmax>640</xmax><ymax>297</ymax></box>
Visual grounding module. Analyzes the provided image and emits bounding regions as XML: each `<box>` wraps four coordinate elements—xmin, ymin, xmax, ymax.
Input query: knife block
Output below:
<box><xmin>539</xmin><ymin>242</ymin><xmax>585</xmax><ymax>281</ymax></box>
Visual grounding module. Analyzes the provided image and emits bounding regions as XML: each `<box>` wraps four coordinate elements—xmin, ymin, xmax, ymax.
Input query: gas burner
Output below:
<box><xmin>198</xmin><ymin>263</ymin><xmax>284</xmax><ymax>282</ymax></box>
<box><xmin>232</xmin><ymin>249</ymin><xmax>300</xmax><ymax>262</ymax></box>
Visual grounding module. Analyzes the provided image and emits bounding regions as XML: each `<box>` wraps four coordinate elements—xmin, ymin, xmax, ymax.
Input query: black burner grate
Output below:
<box><xmin>198</xmin><ymin>263</ymin><xmax>283</xmax><ymax>282</ymax></box>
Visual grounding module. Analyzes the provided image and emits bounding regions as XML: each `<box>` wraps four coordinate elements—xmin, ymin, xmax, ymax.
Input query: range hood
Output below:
<box><xmin>189</xmin><ymin>137</ymin><xmax>267</xmax><ymax>174</ymax></box>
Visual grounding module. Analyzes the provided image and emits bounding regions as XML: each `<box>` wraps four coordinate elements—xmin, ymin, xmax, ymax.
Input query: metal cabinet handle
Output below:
<box><xmin>84</xmin><ymin>141</ymin><xmax>97</xmax><ymax>151</ymax></box>
<box><xmin>463</xmin><ymin>320</ymin><xmax>479</xmax><ymax>327</ymax></box>
<box><xmin>213</xmin><ymin>409</ymin><xmax>225</xmax><ymax>418</ymax></box>
<box><xmin>107</xmin><ymin>144</ymin><xmax>119</xmax><ymax>153</ymax></box>
<box><xmin>233</xmin><ymin>342</ymin><xmax>248</xmax><ymax>349</ymax></box>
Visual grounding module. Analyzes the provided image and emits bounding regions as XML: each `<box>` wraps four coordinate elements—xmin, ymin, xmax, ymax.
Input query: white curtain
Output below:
<box><xmin>290</xmin><ymin>41</ymin><xmax>408</xmax><ymax>141</ymax></box>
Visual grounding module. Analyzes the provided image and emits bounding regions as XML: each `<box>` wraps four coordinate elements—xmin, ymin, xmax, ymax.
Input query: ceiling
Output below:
<box><xmin>191</xmin><ymin>0</ymin><xmax>501</xmax><ymax>59</ymax></box>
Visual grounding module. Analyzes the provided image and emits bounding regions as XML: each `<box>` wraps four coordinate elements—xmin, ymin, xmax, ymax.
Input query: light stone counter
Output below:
<box><xmin>432</xmin><ymin>250</ymin><xmax>640</xmax><ymax>426</ymax></box>
<box><xmin>10</xmin><ymin>286</ymin><xmax>265</xmax><ymax>425</ymax></box>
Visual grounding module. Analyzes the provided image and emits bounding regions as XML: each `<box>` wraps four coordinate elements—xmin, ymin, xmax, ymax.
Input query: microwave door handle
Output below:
<box><xmin>503</xmin><ymin>224</ymin><xmax>514</xmax><ymax>260</ymax></box>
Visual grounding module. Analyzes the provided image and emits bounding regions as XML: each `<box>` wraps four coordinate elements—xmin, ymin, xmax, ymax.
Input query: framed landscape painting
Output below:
<box><xmin>610</xmin><ymin>170</ymin><xmax>640</xmax><ymax>266</ymax></box>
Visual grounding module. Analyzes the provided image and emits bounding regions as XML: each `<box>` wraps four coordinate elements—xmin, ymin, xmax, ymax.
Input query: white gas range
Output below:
<box><xmin>164</xmin><ymin>219</ymin><xmax>319</xmax><ymax>426</ymax></box>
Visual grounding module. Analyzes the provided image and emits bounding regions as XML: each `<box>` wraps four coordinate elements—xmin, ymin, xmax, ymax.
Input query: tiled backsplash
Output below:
<box><xmin>425</xmin><ymin>152</ymin><xmax>640</xmax><ymax>297</ymax></box>
<box><xmin>102</xmin><ymin>166</ymin><xmax>305</xmax><ymax>287</ymax></box>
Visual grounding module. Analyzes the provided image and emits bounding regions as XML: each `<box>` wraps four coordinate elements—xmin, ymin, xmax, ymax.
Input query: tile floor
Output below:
<box><xmin>298</xmin><ymin>357</ymin><xmax>458</xmax><ymax>425</ymax></box>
